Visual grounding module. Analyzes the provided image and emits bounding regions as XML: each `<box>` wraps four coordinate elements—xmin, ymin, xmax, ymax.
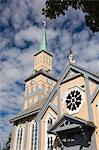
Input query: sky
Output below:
<box><xmin>0</xmin><ymin>0</ymin><xmax>99</xmax><ymax>145</ymax></box>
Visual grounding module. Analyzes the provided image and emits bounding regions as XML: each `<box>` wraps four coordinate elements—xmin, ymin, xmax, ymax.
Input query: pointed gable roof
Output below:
<box><xmin>47</xmin><ymin>114</ymin><xmax>95</xmax><ymax>134</ymax></box>
<box><xmin>36</xmin><ymin>63</ymin><xmax>99</xmax><ymax>122</ymax></box>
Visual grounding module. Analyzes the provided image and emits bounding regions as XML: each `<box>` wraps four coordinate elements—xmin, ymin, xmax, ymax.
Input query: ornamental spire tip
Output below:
<box><xmin>68</xmin><ymin>50</ymin><xmax>76</xmax><ymax>64</ymax></box>
<box><xmin>42</xmin><ymin>20</ymin><xmax>47</xmax><ymax>27</ymax></box>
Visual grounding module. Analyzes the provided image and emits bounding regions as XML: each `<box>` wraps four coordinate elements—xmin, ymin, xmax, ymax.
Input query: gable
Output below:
<box><xmin>47</xmin><ymin>114</ymin><xmax>95</xmax><ymax>149</ymax></box>
<box><xmin>60</xmin><ymin>75</ymin><xmax>91</xmax><ymax>121</ymax></box>
<box><xmin>62</xmin><ymin>63</ymin><xmax>99</xmax><ymax>84</ymax></box>
<box><xmin>67</xmin><ymin>68</ymin><xmax>79</xmax><ymax>76</ymax></box>
<box><xmin>48</xmin><ymin>114</ymin><xmax>95</xmax><ymax>134</ymax></box>
<box><xmin>36</xmin><ymin>63</ymin><xmax>99</xmax><ymax>122</ymax></box>
<box><xmin>62</xmin><ymin>69</ymin><xmax>81</xmax><ymax>84</ymax></box>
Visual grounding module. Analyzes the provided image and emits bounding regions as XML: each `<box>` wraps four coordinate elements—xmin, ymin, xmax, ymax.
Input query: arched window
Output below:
<box><xmin>16</xmin><ymin>127</ymin><xmax>23</xmax><ymax>150</ymax></box>
<box><xmin>19</xmin><ymin>128</ymin><xmax>23</xmax><ymax>150</ymax></box>
<box><xmin>31</xmin><ymin>122</ymin><xmax>39</xmax><ymax>150</ymax></box>
<box><xmin>47</xmin><ymin>118</ymin><xmax>54</xmax><ymax>150</ymax></box>
<box><xmin>16</xmin><ymin>128</ymin><xmax>20</xmax><ymax>150</ymax></box>
<box><xmin>31</xmin><ymin>124</ymin><xmax>34</xmax><ymax>150</ymax></box>
<box><xmin>47</xmin><ymin>136</ymin><xmax>53</xmax><ymax>150</ymax></box>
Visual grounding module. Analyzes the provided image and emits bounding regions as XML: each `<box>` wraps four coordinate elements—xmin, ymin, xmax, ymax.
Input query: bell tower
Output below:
<box><xmin>34</xmin><ymin>21</ymin><xmax>52</xmax><ymax>71</ymax></box>
<box><xmin>24</xmin><ymin>21</ymin><xmax>57</xmax><ymax>110</ymax></box>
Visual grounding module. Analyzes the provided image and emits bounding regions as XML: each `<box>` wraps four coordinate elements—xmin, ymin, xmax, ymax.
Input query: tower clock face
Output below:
<box><xmin>63</xmin><ymin>87</ymin><xmax>85</xmax><ymax>114</ymax></box>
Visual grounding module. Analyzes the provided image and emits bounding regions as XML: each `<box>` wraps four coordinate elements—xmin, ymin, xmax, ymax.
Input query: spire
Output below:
<box><xmin>40</xmin><ymin>20</ymin><xmax>47</xmax><ymax>51</ymax></box>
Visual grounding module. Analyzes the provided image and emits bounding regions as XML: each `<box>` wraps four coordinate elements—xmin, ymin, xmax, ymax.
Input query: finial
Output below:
<box><xmin>39</xmin><ymin>20</ymin><xmax>47</xmax><ymax>51</ymax></box>
<box><xmin>42</xmin><ymin>20</ymin><xmax>47</xmax><ymax>28</ymax></box>
<box><xmin>68</xmin><ymin>50</ymin><xmax>76</xmax><ymax>64</ymax></box>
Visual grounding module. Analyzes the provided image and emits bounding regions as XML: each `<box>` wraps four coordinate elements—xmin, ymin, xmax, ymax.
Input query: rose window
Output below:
<box><xmin>65</xmin><ymin>90</ymin><xmax>82</xmax><ymax>111</ymax></box>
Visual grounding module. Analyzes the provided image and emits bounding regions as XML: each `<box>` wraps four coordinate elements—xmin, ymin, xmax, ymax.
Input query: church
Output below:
<box><xmin>10</xmin><ymin>23</ymin><xmax>99</xmax><ymax>150</ymax></box>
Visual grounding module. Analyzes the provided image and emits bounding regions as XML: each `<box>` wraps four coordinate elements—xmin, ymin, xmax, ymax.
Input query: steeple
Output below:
<box><xmin>34</xmin><ymin>21</ymin><xmax>53</xmax><ymax>71</ymax></box>
<box><xmin>39</xmin><ymin>20</ymin><xmax>47</xmax><ymax>51</ymax></box>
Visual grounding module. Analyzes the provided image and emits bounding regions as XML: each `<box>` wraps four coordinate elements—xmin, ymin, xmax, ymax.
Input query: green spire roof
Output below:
<box><xmin>40</xmin><ymin>21</ymin><xmax>47</xmax><ymax>51</ymax></box>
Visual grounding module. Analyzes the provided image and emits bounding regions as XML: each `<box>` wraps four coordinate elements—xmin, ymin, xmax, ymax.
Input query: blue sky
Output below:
<box><xmin>0</xmin><ymin>0</ymin><xmax>99</xmax><ymax>144</ymax></box>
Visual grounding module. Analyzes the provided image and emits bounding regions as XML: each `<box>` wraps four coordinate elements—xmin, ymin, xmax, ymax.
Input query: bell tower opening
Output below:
<box><xmin>34</xmin><ymin>50</ymin><xmax>52</xmax><ymax>71</ymax></box>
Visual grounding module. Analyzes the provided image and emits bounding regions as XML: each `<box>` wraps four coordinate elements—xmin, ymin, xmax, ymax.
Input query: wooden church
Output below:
<box><xmin>10</xmin><ymin>23</ymin><xmax>99</xmax><ymax>150</ymax></box>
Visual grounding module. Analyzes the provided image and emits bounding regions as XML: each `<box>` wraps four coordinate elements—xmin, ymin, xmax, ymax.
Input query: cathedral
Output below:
<box><xmin>10</xmin><ymin>23</ymin><xmax>99</xmax><ymax>150</ymax></box>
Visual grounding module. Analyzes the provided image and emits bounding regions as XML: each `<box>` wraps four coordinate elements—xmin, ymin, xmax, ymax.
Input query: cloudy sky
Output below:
<box><xmin>0</xmin><ymin>0</ymin><xmax>99</xmax><ymax>145</ymax></box>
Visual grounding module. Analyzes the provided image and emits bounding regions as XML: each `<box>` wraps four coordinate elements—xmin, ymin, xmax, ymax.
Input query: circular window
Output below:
<box><xmin>65</xmin><ymin>90</ymin><xmax>82</xmax><ymax>111</ymax></box>
<box><xmin>64</xmin><ymin>120</ymin><xmax>70</xmax><ymax>125</ymax></box>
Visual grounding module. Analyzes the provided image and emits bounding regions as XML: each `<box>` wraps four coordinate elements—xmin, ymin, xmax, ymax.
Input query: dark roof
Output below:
<box><xmin>25</xmin><ymin>69</ymin><xmax>58</xmax><ymax>82</ymax></box>
<box><xmin>10</xmin><ymin>98</ymin><xmax>46</xmax><ymax>123</ymax></box>
<box><xmin>10</xmin><ymin>99</ymin><xmax>58</xmax><ymax>123</ymax></box>
<box><xmin>34</xmin><ymin>50</ymin><xmax>53</xmax><ymax>57</ymax></box>
<box><xmin>47</xmin><ymin>114</ymin><xmax>95</xmax><ymax>134</ymax></box>
<box><xmin>10</xmin><ymin>108</ymin><xmax>40</xmax><ymax>123</ymax></box>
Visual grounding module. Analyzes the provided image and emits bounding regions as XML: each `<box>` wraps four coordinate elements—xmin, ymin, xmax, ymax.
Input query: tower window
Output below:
<box><xmin>48</xmin><ymin>58</ymin><xmax>50</xmax><ymax>66</ymax></box>
<box><xmin>38</xmin><ymin>57</ymin><xmax>39</xmax><ymax>64</ymax></box>
<box><xmin>46</xmin><ymin>57</ymin><xmax>48</xmax><ymax>64</ymax></box>
<box><xmin>43</xmin><ymin>56</ymin><xmax>46</xmax><ymax>63</ymax></box>
<box><xmin>25</xmin><ymin>88</ymin><xmax>31</xmax><ymax>98</ymax></box>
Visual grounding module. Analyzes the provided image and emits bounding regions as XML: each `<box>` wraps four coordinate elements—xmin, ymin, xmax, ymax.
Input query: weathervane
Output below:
<box><xmin>42</xmin><ymin>20</ymin><xmax>47</xmax><ymax>28</ymax></box>
<box><xmin>68</xmin><ymin>50</ymin><xmax>76</xmax><ymax>64</ymax></box>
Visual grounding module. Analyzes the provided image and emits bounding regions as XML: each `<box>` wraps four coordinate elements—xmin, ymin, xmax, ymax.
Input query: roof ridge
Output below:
<box><xmin>25</xmin><ymin>69</ymin><xmax>58</xmax><ymax>82</ymax></box>
<box><xmin>70</xmin><ymin>63</ymin><xmax>99</xmax><ymax>80</ymax></box>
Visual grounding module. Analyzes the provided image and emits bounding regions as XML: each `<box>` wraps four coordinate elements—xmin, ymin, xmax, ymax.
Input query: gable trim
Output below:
<box><xmin>61</xmin><ymin>72</ymin><xmax>81</xmax><ymax>84</ymax></box>
<box><xmin>91</xmin><ymin>86</ymin><xmax>99</xmax><ymax>103</ymax></box>
<box><xmin>47</xmin><ymin>114</ymin><xmax>95</xmax><ymax>134</ymax></box>
<box><xmin>52</xmin><ymin>124</ymin><xmax>81</xmax><ymax>133</ymax></box>
<box><xmin>70</xmin><ymin>63</ymin><xmax>99</xmax><ymax>82</ymax></box>
<box><xmin>85</xmin><ymin>76</ymin><xmax>94</xmax><ymax>122</ymax></box>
